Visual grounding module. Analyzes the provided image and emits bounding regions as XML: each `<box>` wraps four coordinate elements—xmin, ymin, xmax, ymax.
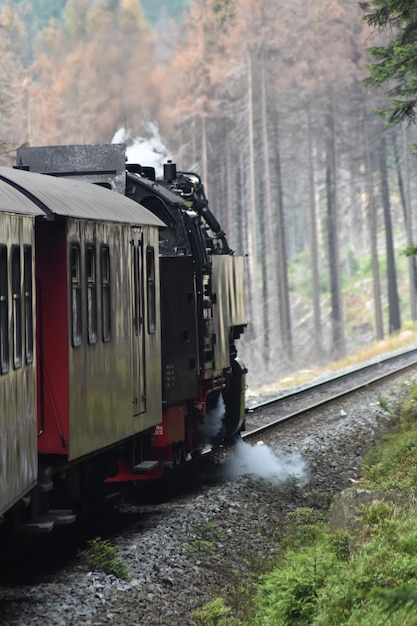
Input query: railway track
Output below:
<box><xmin>243</xmin><ymin>347</ymin><xmax>417</xmax><ymax>441</ymax></box>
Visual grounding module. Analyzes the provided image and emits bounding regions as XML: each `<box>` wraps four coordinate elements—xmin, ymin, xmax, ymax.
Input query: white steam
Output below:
<box><xmin>111</xmin><ymin>122</ymin><xmax>172</xmax><ymax>177</ymax></box>
<box><xmin>224</xmin><ymin>439</ymin><xmax>308</xmax><ymax>484</ymax></box>
<box><xmin>201</xmin><ymin>395</ymin><xmax>226</xmax><ymax>442</ymax></box>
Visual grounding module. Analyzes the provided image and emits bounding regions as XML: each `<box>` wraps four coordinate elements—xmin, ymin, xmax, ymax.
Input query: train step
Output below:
<box><xmin>46</xmin><ymin>510</ymin><xmax>76</xmax><ymax>525</ymax></box>
<box><xmin>132</xmin><ymin>460</ymin><xmax>160</xmax><ymax>473</ymax></box>
<box><xmin>21</xmin><ymin>520</ymin><xmax>54</xmax><ymax>534</ymax></box>
<box><xmin>21</xmin><ymin>510</ymin><xmax>75</xmax><ymax>534</ymax></box>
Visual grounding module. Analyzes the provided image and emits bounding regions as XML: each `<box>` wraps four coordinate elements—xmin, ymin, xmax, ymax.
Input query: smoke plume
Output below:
<box><xmin>224</xmin><ymin>439</ymin><xmax>308</xmax><ymax>484</ymax></box>
<box><xmin>112</xmin><ymin>123</ymin><xmax>172</xmax><ymax>177</ymax></box>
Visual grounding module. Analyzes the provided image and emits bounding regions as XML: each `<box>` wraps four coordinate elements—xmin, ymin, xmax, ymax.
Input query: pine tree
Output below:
<box><xmin>361</xmin><ymin>1</ymin><xmax>417</xmax><ymax>124</ymax></box>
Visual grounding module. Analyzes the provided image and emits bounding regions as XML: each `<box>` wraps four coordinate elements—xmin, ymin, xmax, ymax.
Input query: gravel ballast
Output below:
<box><xmin>0</xmin><ymin>375</ymin><xmax>410</xmax><ymax>626</ymax></box>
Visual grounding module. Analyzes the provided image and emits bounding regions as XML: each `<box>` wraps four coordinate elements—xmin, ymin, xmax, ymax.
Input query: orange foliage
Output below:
<box><xmin>29</xmin><ymin>0</ymin><xmax>156</xmax><ymax>145</ymax></box>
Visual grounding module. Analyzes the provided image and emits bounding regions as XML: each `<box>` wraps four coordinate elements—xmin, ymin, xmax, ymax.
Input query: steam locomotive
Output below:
<box><xmin>0</xmin><ymin>144</ymin><xmax>246</xmax><ymax>535</ymax></box>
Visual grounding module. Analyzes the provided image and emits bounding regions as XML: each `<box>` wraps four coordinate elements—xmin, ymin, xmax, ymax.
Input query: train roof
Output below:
<box><xmin>0</xmin><ymin>166</ymin><xmax>164</xmax><ymax>227</ymax></box>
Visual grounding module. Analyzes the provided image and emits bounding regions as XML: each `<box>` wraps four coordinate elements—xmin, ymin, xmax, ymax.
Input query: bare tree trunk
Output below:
<box><xmin>259</xmin><ymin>49</ymin><xmax>280</xmax><ymax>363</ymax></box>
<box><xmin>363</xmin><ymin>101</ymin><xmax>384</xmax><ymax>340</ymax></box>
<box><xmin>245</xmin><ymin>51</ymin><xmax>261</xmax><ymax>340</ymax></box>
<box><xmin>224</xmin><ymin>117</ymin><xmax>234</xmax><ymax>245</ymax></box>
<box><xmin>201</xmin><ymin>113</ymin><xmax>208</xmax><ymax>196</ymax></box>
<box><xmin>191</xmin><ymin>114</ymin><xmax>196</xmax><ymax>168</ymax></box>
<box><xmin>380</xmin><ymin>132</ymin><xmax>401</xmax><ymax>333</ymax></box>
<box><xmin>392</xmin><ymin>126</ymin><xmax>417</xmax><ymax>320</ymax></box>
<box><xmin>325</xmin><ymin>104</ymin><xmax>345</xmax><ymax>359</ymax></box>
<box><xmin>403</xmin><ymin>125</ymin><xmax>417</xmax><ymax>297</ymax></box>
<box><xmin>306</xmin><ymin>105</ymin><xmax>323</xmax><ymax>361</ymax></box>
<box><xmin>236</xmin><ymin>156</ymin><xmax>246</xmax><ymax>258</ymax></box>
<box><xmin>273</xmin><ymin>114</ymin><xmax>292</xmax><ymax>361</ymax></box>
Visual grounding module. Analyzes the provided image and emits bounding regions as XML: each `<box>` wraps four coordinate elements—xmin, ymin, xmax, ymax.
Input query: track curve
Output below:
<box><xmin>243</xmin><ymin>347</ymin><xmax>417</xmax><ymax>440</ymax></box>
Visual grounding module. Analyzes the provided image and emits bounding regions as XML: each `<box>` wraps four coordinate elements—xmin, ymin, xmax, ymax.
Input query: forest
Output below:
<box><xmin>0</xmin><ymin>0</ymin><xmax>415</xmax><ymax>387</ymax></box>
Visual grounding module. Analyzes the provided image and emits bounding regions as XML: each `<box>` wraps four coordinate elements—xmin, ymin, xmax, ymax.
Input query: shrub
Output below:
<box><xmin>79</xmin><ymin>537</ymin><xmax>130</xmax><ymax>581</ymax></box>
<box><xmin>183</xmin><ymin>521</ymin><xmax>223</xmax><ymax>557</ymax></box>
<box><xmin>254</xmin><ymin>539</ymin><xmax>341</xmax><ymax>626</ymax></box>
<box><xmin>191</xmin><ymin>598</ymin><xmax>239</xmax><ymax>626</ymax></box>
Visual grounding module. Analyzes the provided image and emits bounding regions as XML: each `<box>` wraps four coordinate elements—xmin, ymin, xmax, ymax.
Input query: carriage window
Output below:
<box><xmin>146</xmin><ymin>246</ymin><xmax>156</xmax><ymax>334</ymax></box>
<box><xmin>11</xmin><ymin>246</ymin><xmax>22</xmax><ymax>369</ymax></box>
<box><xmin>86</xmin><ymin>244</ymin><xmax>97</xmax><ymax>344</ymax></box>
<box><xmin>101</xmin><ymin>245</ymin><xmax>111</xmax><ymax>342</ymax></box>
<box><xmin>133</xmin><ymin>243</ymin><xmax>143</xmax><ymax>336</ymax></box>
<box><xmin>24</xmin><ymin>245</ymin><xmax>33</xmax><ymax>363</ymax></box>
<box><xmin>71</xmin><ymin>244</ymin><xmax>82</xmax><ymax>347</ymax></box>
<box><xmin>0</xmin><ymin>245</ymin><xmax>9</xmax><ymax>374</ymax></box>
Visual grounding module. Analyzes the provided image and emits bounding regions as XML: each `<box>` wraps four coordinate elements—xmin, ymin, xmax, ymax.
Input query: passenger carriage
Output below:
<box><xmin>0</xmin><ymin>165</ymin><xmax>163</xmax><ymax>527</ymax></box>
<box><xmin>0</xmin><ymin>172</ymin><xmax>39</xmax><ymax>519</ymax></box>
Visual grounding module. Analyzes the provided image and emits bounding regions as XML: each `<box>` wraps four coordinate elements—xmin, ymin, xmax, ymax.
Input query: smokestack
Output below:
<box><xmin>163</xmin><ymin>160</ymin><xmax>176</xmax><ymax>183</ymax></box>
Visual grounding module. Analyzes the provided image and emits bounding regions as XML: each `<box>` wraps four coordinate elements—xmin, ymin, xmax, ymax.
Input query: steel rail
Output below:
<box><xmin>247</xmin><ymin>347</ymin><xmax>417</xmax><ymax>411</ymax></box>
<box><xmin>242</xmin><ymin>350</ymin><xmax>417</xmax><ymax>441</ymax></box>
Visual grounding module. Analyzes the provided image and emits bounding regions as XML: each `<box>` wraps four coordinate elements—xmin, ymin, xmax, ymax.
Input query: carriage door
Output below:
<box><xmin>131</xmin><ymin>229</ymin><xmax>146</xmax><ymax>415</ymax></box>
